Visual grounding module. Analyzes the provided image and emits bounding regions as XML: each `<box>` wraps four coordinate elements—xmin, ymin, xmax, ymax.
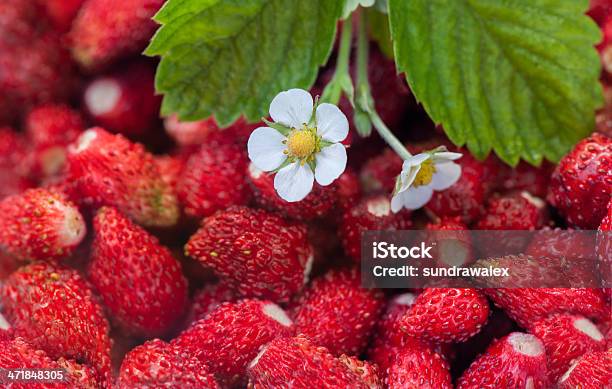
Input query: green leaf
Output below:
<box><xmin>146</xmin><ymin>0</ymin><xmax>344</xmax><ymax>126</ymax></box>
<box><xmin>388</xmin><ymin>0</ymin><xmax>603</xmax><ymax>165</ymax></box>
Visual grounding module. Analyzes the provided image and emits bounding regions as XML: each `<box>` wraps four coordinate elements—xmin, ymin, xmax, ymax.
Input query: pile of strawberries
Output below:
<box><xmin>0</xmin><ymin>0</ymin><xmax>610</xmax><ymax>388</ymax></box>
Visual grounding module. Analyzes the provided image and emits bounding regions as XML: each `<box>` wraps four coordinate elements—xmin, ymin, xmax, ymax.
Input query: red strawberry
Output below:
<box><xmin>0</xmin><ymin>128</ymin><xmax>34</xmax><ymax>199</ymax></box>
<box><xmin>0</xmin><ymin>262</ymin><xmax>112</xmax><ymax>384</ymax></box>
<box><xmin>118</xmin><ymin>339</ymin><xmax>219</xmax><ymax>388</ymax></box>
<box><xmin>164</xmin><ymin>115</ymin><xmax>219</xmax><ymax>147</ymax></box>
<box><xmin>89</xmin><ymin>207</ymin><xmax>188</xmax><ymax>336</ymax></box>
<box><xmin>484</xmin><ymin>288</ymin><xmax>610</xmax><ymax>329</ymax></box>
<box><xmin>399</xmin><ymin>288</ymin><xmax>489</xmax><ymax>343</ymax></box>
<box><xmin>340</xmin><ymin>195</ymin><xmax>412</xmax><ymax>262</ymax></box>
<box><xmin>0</xmin><ymin>0</ymin><xmax>42</xmax><ymax>37</ymax></box>
<box><xmin>39</xmin><ymin>0</ymin><xmax>85</xmax><ymax>31</ymax></box>
<box><xmin>457</xmin><ymin>332</ymin><xmax>549</xmax><ymax>388</ymax></box>
<box><xmin>386</xmin><ymin>342</ymin><xmax>452</xmax><ymax>389</ymax></box>
<box><xmin>529</xmin><ymin>314</ymin><xmax>606</xmax><ymax>381</ymax></box>
<box><xmin>247</xmin><ymin>162</ymin><xmax>336</xmax><ymax>221</ymax></box>
<box><xmin>172</xmin><ymin>299</ymin><xmax>293</xmax><ymax>385</ymax></box>
<box><xmin>425</xmin><ymin>217</ymin><xmax>473</xmax><ymax>268</ymax></box>
<box><xmin>0</xmin><ymin>337</ymin><xmax>99</xmax><ymax>389</ymax></box>
<box><xmin>66</xmin><ymin>128</ymin><xmax>179</xmax><ymax>227</ymax></box>
<box><xmin>83</xmin><ymin>61</ymin><xmax>161</xmax><ymax>136</ymax></box>
<box><xmin>185</xmin><ymin>207</ymin><xmax>313</xmax><ymax>303</ymax></box>
<box><xmin>496</xmin><ymin>161</ymin><xmax>554</xmax><ymax>198</ymax></box>
<box><xmin>25</xmin><ymin>104</ymin><xmax>84</xmax><ymax>179</ymax></box>
<box><xmin>70</xmin><ymin>0</ymin><xmax>166</xmax><ymax>70</ymax></box>
<box><xmin>557</xmin><ymin>349</ymin><xmax>612</xmax><ymax>389</ymax></box>
<box><xmin>247</xmin><ymin>335</ymin><xmax>372</xmax><ymax>388</ymax></box>
<box><xmin>335</xmin><ymin>168</ymin><xmax>362</xmax><ymax>212</ymax></box>
<box><xmin>426</xmin><ymin>153</ymin><xmax>493</xmax><ymax>223</ymax></box>
<box><xmin>291</xmin><ymin>268</ymin><xmax>385</xmax><ymax>356</ymax></box>
<box><xmin>360</xmin><ymin>148</ymin><xmax>403</xmax><ymax>194</ymax></box>
<box><xmin>186</xmin><ymin>283</ymin><xmax>236</xmax><ymax>326</ymax></box>
<box><xmin>154</xmin><ymin>154</ymin><xmax>185</xmax><ymax>195</ymax></box>
<box><xmin>178</xmin><ymin>140</ymin><xmax>250</xmax><ymax>219</ymax></box>
<box><xmin>597</xmin><ymin>200</ymin><xmax>611</xmax><ymax>291</ymax></box>
<box><xmin>0</xmin><ymin>188</ymin><xmax>86</xmax><ymax>262</ymax></box>
<box><xmin>548</xmin><ymin>133</ymin><xmax>612</xmax><ymax>228</ymax></box>
<box><xmin>338</xmin><ymin>355</ymin><xmax>381</xmax><ymax>389</ymax></box>
<box><xmin>599</xmin><ymin>16</ymin><xmax>612</xmax><ymax>78</ymax></box>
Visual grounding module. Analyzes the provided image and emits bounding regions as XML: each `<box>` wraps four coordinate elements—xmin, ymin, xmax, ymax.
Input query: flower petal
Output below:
<box><xmin>431</xmin><ymin>162</ymin><xmax>461</xmax><ymax>191</ymax></box>
<box><xmin>397</xmin><ymin>186</ymin><xmax>434</xmax><ymax>210</ymax></box>
<box><xmin>247</xmin><ymin>127</ymin><xmax>287</xmax><ymax>171</ymax></box>
<box><xmin>274</xmin><ymin>163</ymin><xmax>314</xmax><ymax>202</ymax></box>
<box><xmin>391</xmin><ymin>193</ymin><xmax>405</xmax><ymax>213</ymax></box>
<box><xmin>314</xmin><ymin>143</ymin><xmax>347</xmax><ymax>186</ymax></box>
<box><xmin>404</xmin><ymin>153</ymin><xmax>430</xmax><ymax>167</ymax></box>
<box><xmin>315</xmin><ymin>103</ymin><xmax>349</xmax><ymax>142</ymax></box>
<box><xmin>432</xmin><ymin>151</ymin><xmax>463</xmax><ymax>162</ymax></box>
<box><xmin>396</xmin><ymin>164</ymin><xmax>421</xmax><ymax>194</ymax></box>
<box><xmin>269</xmin><ymin>89</ymin><xmax>313</xmax><ymax>129</ymax></box>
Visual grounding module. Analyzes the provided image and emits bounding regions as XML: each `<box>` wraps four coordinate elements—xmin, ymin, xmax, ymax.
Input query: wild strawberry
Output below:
<box><xmin>164</xmin><ymin>115</ymin><xmax>219</xmax><ymax>147</ymax></box>
<box><xmin>0</xmin><ymin>262</ymin><xmax>112</xmax><ymax>384</ymax></box>
<box><xmin>557</xmin><ymin>349</ymin><xmax>612</xmax><ymax>389</ymax></box>
<box><xmin>247</xmin><ymin>335</ymin><xmax>372</xmax><ymax>388</ymax></box>
<box><xmin>70</xmin><ymin>0</ymin><xmax>166</xmax><ymax>70</ymax></box>
<box><xmin>496</xmin><ymin>161</ymin><xmax>554</xmax><ymax>198</ymax></box>
<box><xmin>83</xmin><ymin>61</ymin><xmax>161</xmax><ymax>136</ymax></box>
<box><xmin>484</xmin><ymin>288</ymin><xmax>610</xmax><ymax>328</ymax></box>
<box><xmin>597</xmin><ymin>199</ymin><xmax>611</xmax><ymax>291</ymax></box>
<box><xmin>0</xmin><ymin>128</ymin><xmax>34</xmax><ymax>199</ymax></box>
<box><xmin>185</xmin><ymin>207</ymin><xmax>313</xmax><ymax>303</ymax></box>
<box><xmin>338</xmin><ymin>355</ymin><xmax>382</xmax><ymax>389</ymax></box>
<box><xmin>0</xmin><ymin>0</ymin><xmax>42</xmax><ymax>37</ymax></box>
<box><xmin>155</xmin><ymin>154</ymin><xmax>185</xmax><ymax>195</ymax></box>
<box><xmin>118</xmin><ymin>339</ymin><xmax>219</xmax><ymax>388</ymax></box>
<box><xmin>598</xmin><ymin>16</ymin><xmax>612</xmax><ymax>77</ymax></box>
<box><xmin>247</xmin><ymin>163</ymin><xmax>336</xmax><ymax>221</ymax></box>
<box><xmin>178</xmin><ymin>141</ymin><xmax>250</xmax><ymax>219</ymax></box>
<box><xmin>386</xmin><ymin>342</ymin><xmax>452</xmax><ymax>389</ymax></box>
<box><xmin>38</xmin><ymin>0</ymin><xmax>85</xmax><ymax>31</ymax></box>
<box><xmin>66</xmin><ymin>128</ymin><xmax>179</xmax><ymax>227</ymax></box>
<box><xmin>548</xmin><ymin>133</ymin><xmax>612</xmax><ymax>228</ymax></box>
<box><xmin>399</xmin><ymin>288</ymin><xmax>489</xmax><ymax>343</ymax></box>
<box><xmin>425</xmin><ymin>217</ymin><xmax>473</xmax><ymax>268</ymax></box>
<box><xmin>172</xmin><ymin>299</ymin><xmax>293</xmax><ymax>386</ymax></box>
<box><xmin>335</xmin><ymin>168</ymin><xmax>362</xmax><ymax>212</ymax></box>
<box><xmin>340</xmin><ymin>195</ymin><xmax>412</xmax><ymax>262</ymax></box>
<box><xmin>426</xmin><ymin>153</ymin><xmax>493</xmax><ymax>223</ymax></box>
<box><xmin>0</xmin><ymin>188</ymin><xmax>86</xmax><ymax>262</ymax></box>
<box><xmin>360</xmin><ymin>148</ymin><xmax>403</xmax><ymax>194</ymax></box>
<box><xmin>457</xmin><ymin>332</ymin><xmax>549</xmax><ymax>388</ymax></box>
<box><xmin>291</xmin><ymin>268</ymin><xmax>385</xmax><ymax>356</ymax></box>
<box><xmin>25</xmin><ymin>104</ymin><xmax>84</xmax><ymax>179</ymax></box>
<box><xmin>529</xmin><ymin>314</ymin><xmax>606</xmax><ymax>381</ymax></box>
<box><xmin>89</xmin><ymin>207</ymin><xmax>188</xmax><ymax>336</ymax></box>
<box><xmin>185</xmin><ymin>283</ymin><xmax>237</xmax><ymax>326</ymax></box>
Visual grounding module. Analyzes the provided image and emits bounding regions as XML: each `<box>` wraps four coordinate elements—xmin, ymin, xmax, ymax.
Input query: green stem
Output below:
<box><xmin>356</xmin><ymin>12</ymin><xmax>412</xmax><ymax>160</ymax></box>
<box><xmin>336</xmin><ymin>20</ymin><xmax>352</xmax><ymax>78</ymax></box>
<box><xmin>321</xmin><ymin>21</ymin><xmax>353</xmax><ymax>105</ymax></box>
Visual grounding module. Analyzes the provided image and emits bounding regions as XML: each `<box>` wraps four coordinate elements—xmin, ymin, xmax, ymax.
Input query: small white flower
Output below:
<box><xmin>391</xmin><ymin>147</ymin><xmax>462</xmax><ymax>212</ymax></box>
<box><xmin>247</xmin><ymin>89</ymin><xmax>349</xmax><ymax>202</ymax></box>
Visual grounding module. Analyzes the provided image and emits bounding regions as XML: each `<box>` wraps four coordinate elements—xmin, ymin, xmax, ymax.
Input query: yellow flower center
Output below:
<box><xmin>284</xmin><ymin>126</ymin><xmax>321</xmax><ymax>164</ymax></box>
<box><xmin>413</xmin><ymin>159</ymin><xmax>436</xmax><ymax>187</ymax></box>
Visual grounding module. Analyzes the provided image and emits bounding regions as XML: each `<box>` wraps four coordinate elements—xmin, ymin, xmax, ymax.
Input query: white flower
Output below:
<box><xmin>247</xmin><ymin>89</ymin><xmax>349</xmax><ymax>202</ymax></box>
<box><xmin>391</xmin><ymin>148</ymin><xmax>462</xmax><ymax>212</ymax></box>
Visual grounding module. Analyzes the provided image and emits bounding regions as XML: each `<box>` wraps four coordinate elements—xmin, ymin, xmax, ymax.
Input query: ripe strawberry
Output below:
<box><xmin>386</xmin><ymin>342</ymin><xmax>452</xmax><ymax>389</ymax></box>
<box><xmin>185</xmin><ymin>207</ymin><xmax>313</xmax><ymax>303</ymax></box>
<box><xmin>0</xmin><ymin>262</ymin><xmax>112</xmax><ymax>384</ymax></box>
<box><xmin>155</xmin><ymin>154</ymin><xmax>185</xmax><ymax>195</ymax></box>
<box><xmin>178</xmin><ymin>141</ymin><xmax>250</xmax><ymax>219</ymax></box>
<box><xmin>247</xmin><ymin>163</ymin><xmax>336</xmax><ymax>221</ymax></box>
<box><xmin>340</xmin><ymin>195</ymin><xmax>412</xmax><ymax>262</ymax></box>
<box><xmin>0</xmin><ymin>127</ymin><xmax>34</xmax><ymax>198</ymax></box>
<box><xmin>335</xmin><ymin>168</ymin><xmax>362</xmax><ymax>212</ymax></box>
<box><xmin>0</xmin><ymin>0</ymin><xmax>42</xmax><ymax>37</ymax></box>
<box><xmin>172</xmin><ymin>299</ymin><xmax>293</xmax><ymax>385</ymax></box>
<box><xmin>425</xmin><ymin>217</ymin><xmax>473</xmax><ymax>268</ymax></box>
<box><xmin>557</xmin><ymin>349</ymin><xmax>612</xmax><ymax>389</ymax></box>
<box><xmin>291</xmin><ymin>268</ymin><xmax>385</xmax><ymax>356</ymax></box>
<box><xmin>164</xmin><ymin>115</ymin><xmax>219</xmax><ymax>147</ymax></box>
<box><xmin>360</xmin><ymin>148</ymin><xmax>403</xmax><ymax>194</ymax></box>
<box><xmin>597</xmin><ymin>200</ymin><xmax>611</xmax><ymax>291</ymax></box>
<box><xmin>529</xmin><ymin>314</ymin><xmax>606</xmax><ymax>381</ymax></box>
<box><xmin>66</xmin><ymin>128</ymin><xmax>179</xmax><ymax>227</ymax></box>
<box><xmin>399</xmin><ymin>288</ymin><xmax>489</xmax><ymax>343</ymax></box>
<box><xmin>83</xmin><ymin>61</ymin><xmax>161</xmax><ymax>136</ymax></box>
<box><xmin>38</xmin><ymin>0</ymin><xmax>85</xmax><ymax>31</ymax></box>
<box><xmin>0</xmin><ymin>188</ymin><xmax>86</xmax><ymax>262</ymax></box>
<box><xmin>548</xmin><ymin>133</ymin><xmax>612</xmax><ymax>228</ymax></box>
<box><xmin>426</xmin><ymin>153</ymin><xmax>493</xmax><ymax>223</ymax></box>
<box><xmin>484</xmin><ymin>288</ymin><xmax>610</xmax><ymax>329</ymax></box>
<box><xmin>186</xmin><ymin>283</ymin><xmax>236</xmax><ymax>326</ymax></box>
<box><xmin>247</xmin><ymin>335</ymin><xmax>372</xmax><ymax>388</ymax></box>
<box><xmin>25</xmin><ymin>104</ymin><xmax>84</xmax><ymax>179</ymax></box>
<box><xmin>118</xmin><ymin>339</ymin><xmax>219</xmax><ymax>388</ymax></box>
<box><xmin>598</xmin><ymin>16</ymin><xmax>612</xmax><ymax>77</ymax></box>
<box><xmin>457</xmin><ymin>332</ymin><xmax>549</xmax><ymax>388</ymax></box>
<box><xmin>89</xmin><ymin>207</ymin><xmax>188</xmax><ymax>336</ymax></box>
<box><xmin>70</xmin><ymin>0</ymin><xmax>166</xmax><ymax>70</ymax></box>
<box><xmin>338</xmin><ymin>355</ymin><xmax>381</xmax><ymax>389</ymax></box>
<box><xmin>496</xmin><ymin>161</ymin><xmax>554</xmax><ymax>198</ymax></box>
